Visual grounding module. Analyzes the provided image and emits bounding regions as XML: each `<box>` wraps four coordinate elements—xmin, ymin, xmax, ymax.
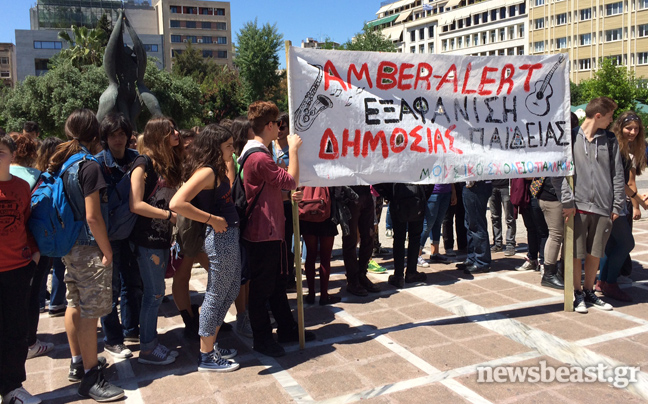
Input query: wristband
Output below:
<box><xmin>631</xmin><ymin>191</ymin><xmax>637</xmax><ymax>198</ymax></box>
<box><xmin>166</xmin><ymin>210</ymin><xmax>172</xmax><ymax>220</ymax></box>
<box><xmin>205</xmin><ymin>214</ymin><xmax>212</xmax><ymax>224</ymax></box>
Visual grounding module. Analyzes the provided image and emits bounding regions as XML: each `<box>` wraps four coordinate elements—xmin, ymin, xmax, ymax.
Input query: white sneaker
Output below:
<box><xmin>2</xmin><ymin>387</ymin><xmax>41</xmax><ymax>404</ymax></box>
<box><xmin>417</xmin><ymin>256</ymin><xmax>429</xmax><ymax>268</ymax></box>
<box><xmin>27</xmin><ymin>340</ymin><xmax>54</xmax><ymax>359</ymax></box>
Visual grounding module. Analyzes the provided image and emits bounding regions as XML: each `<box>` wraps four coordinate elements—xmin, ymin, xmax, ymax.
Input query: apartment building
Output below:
<box><xmin>529</xmin><ymin>0</ymin><xmax>648</xmax><ymax>82</ymax></box>
<box><xmin>0</xmin><ymin>43</ymin><xmax>16</xmax><ymax>88</ymax></box>
<box><xmin>301</xmin><ymin>37</ymin><xmax>341</xmax><ymax>49</ymax></box>
<box><xmin>154</xmin><ymin>0</ymin><xmax>232</xmax><ymax>69</ymax></box>
<box><xmin>370</xmin><ymin>0</ymin><xmax>528</xmax><ymax>57</ymax></box>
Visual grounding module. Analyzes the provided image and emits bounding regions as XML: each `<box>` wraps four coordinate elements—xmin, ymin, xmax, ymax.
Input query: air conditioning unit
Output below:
<box><xmin>183</xmin><ymin>39</ymin><xmax>188</xmax><ymax>43</ymax></box>
<box><xmin>197</xmin><ymin>39</ymin><xmax>203</xmax><ymax>43</ymax></box>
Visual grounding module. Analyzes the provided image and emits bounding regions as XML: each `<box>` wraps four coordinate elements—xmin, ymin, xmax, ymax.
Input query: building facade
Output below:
<box><xmin>154</xmin><ymin>0</ymin><xmax>232</xmax><ymax>69</ymax></box>
<box><xmin>301</xmin><ymin>37</ymin><xmax>341</xmax><ymax>49</ymax></box>
<box><xmin>529</xmin><ymin>0</ymin><xmax>648</xmax><ymax>83</ymax></box>
<box><xmin>371</xmin><ymin>0</ymin><xmax>528</xmax><ymax>57</ymax></box>
<box><xmin>0</xmin><ymin>43</ymin><xmax>17</xmax><ymax>88</ymax></box>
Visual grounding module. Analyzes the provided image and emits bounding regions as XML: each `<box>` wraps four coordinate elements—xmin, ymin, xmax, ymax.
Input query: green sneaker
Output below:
<box><xmin>367</xmin><ymin>260</ymin><xmax>386</xmax><ymax>274</ymax></box>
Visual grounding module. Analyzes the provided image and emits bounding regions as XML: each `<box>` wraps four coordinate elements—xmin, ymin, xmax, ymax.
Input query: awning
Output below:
<box><xmin>444</xmin><ymin>0</ymin><xmax>462</xmax><ymax>10</ymax></box>
<box><xmin>395</xmin><ymin>10</ymin><xmax>412</xmax><ymax>23</ymax></box>
<box><xmin>366</xmin><ymin>14</ymin><xmax>400</xmax><ymax>29</ymax></box>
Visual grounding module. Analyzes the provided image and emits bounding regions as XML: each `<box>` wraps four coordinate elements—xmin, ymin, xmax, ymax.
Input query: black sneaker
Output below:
<box><xmin>253</xmin><ymin>339</ymin><xmax>285</xmax><ymax>357</ymax></box>
<box><xmin>78</xmin><ymin>367</ymin><xmax>125</xmax><ymax>402</ymax></box>
<box><xmin>574</xmin><ymin>290</ymin><xmax>588</xmax><ymax>313</ymax></box>
<box><xmin>387</xmin><ymin>275</ymin><xmax>404</xmax><ymax>289</ymax></box>
<box><xmin>583</xmin><ymin>289</ymin><xmax>613</xmax><ymax>311</ymax></box>
<box><xmin>277</xmin><ymin>326</ymin><xmax>316</xmax><ymax>343</ymax></box>
<box><xmin>69</xmin><ymin>357</ymin><xmax>107</xmax><ymax>382</ymax></box>
<box><xmin>405</xmin><ymin>271</ymin><xmax>427</xmax><ymax>283</ymax></box>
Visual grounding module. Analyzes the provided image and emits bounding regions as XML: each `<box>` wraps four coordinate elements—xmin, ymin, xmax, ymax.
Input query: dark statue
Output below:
<box><xmin>96</xmin><ymin>10</ymin><xmax>162</xmax><ymax>129</ymax></box>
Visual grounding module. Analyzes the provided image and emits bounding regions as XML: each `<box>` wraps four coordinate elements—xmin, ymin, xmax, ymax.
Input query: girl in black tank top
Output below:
<box><xmin>169</xmin><ymin>124</ymin><xmax>242</xmax><ymax>372</ymax></box>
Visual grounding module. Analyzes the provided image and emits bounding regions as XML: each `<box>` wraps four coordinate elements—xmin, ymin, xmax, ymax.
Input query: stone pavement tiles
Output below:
<box><xmin>22</xmin><ymin>217</ymin><xmax>648</xmax><ymax>403</ymax></box>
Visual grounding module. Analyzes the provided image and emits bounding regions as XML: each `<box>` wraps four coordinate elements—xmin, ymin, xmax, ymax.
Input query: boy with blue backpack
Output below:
<box><xmin>32</xmin><ymin>109</ymin><xmax>124</xmax><ymax>402</ymax></box>
<box><xmin>95</xmin><ymin>113</ymin><xmax>141</xmax><ymax>359</ymax></box>
<box><xmin>0</xmin><ymin>132</ymin><xmax>41</xmax><ymax>404</ymax></box>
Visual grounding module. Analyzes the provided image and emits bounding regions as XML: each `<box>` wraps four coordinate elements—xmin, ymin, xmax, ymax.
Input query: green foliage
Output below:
<box><xmin>144</xmin><ymin>58</ymin><xmax>202</xmax><ymax>130</ymax></box>
<box><xmin>96</xmin><ymin>14</ymin><xmax>112</xmax><ymax>47</ymax></box>
<box><xmin>234</xmin><ymin>18</ymin><xmax>284</xmax><ymax>105</ymax></box>
<box><xmin>57</xmin><ymin>25</ymin><xmax>106</xmax><ymax>69</ymax></box>
<box><xmin>200</xmin><ymin>64</ymin><xmax>246</xmax><ymax>122</ymax></box>
<box><xmin>569</xmin><ymin>81</ymin><xmax>588</xmax><ymax>106</ymax></box>
<box><xmin>341</xmin><ymin>25</ymin><xmax>396</xmax><ymax>52</ymax></box>
<box><xmin>171</xmin><ymin>41</ymin><xmax>211</xmax><ymax>82</ymax></box>
<box><xmin>578</xmin><ymin>58</ymin><xmax>637</xmax><ymax>118</ymax></box>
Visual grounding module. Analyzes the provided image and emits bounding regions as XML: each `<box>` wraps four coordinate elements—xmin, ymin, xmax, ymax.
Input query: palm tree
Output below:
<box><xmin>58</xmin><ymin>25</ymin><xmax>106</xmax><ymax>68</ymax></box>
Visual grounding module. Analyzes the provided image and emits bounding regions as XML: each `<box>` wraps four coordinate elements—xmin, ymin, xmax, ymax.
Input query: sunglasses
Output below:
<box><xmin>622</xmin><ymin>115</ymin><xmax>640</xmax><ymax>125</ymax></box>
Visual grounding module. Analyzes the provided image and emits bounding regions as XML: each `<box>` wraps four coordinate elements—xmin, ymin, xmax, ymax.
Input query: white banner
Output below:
<box><xmin>287</xmin><ymin>47</ymin><xmax>573</xmax><ymax>186</ymax></box>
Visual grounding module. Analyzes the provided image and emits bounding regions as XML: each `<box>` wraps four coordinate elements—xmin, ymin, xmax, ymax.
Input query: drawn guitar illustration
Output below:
<box><xmin>525</xmin><ymin>54</ymin><xmax>566</xmax><ymax>117</ymax></box>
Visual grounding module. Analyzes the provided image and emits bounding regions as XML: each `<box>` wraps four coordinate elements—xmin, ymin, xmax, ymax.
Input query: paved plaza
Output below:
<box><xmin>22</xmin><ymin>206</ymin><xmax>648</xmax><ymax>403</ymax></box>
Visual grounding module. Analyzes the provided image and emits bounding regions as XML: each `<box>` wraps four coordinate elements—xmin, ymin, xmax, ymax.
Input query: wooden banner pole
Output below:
<box><xmin>285</xmin><ymin>40</ymin><xmax>305</xmax><ymax>349</ymax></box>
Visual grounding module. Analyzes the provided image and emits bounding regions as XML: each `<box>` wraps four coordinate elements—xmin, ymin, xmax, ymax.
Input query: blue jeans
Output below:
<box><xmin>49</xmin><ymin>258</ymin><xmax>66</xmax><ymax>309</ymax></box>
<box><xmin>101</xmin><ymin>240</ymin><xmax>143</xmax><ymax>345</ymax></box>
<box><xmin>463</xmin><ymin>182</ymin><xmax>492</xmax><ymax>268</ymax></box>
<box><xmin>386</xmin><ymin>204</ymin><xmax>393</xmax><ymax>230</ymax></box>
<box><xmin>131</xmin><ymin>243</ymin><xmax>167</xmax><ymax>352</ymax></box>
<box><xmin>420</xmin><ymin>192</ymin><xmax>452</xmax><ymax>247</ymax></box>
<box><xmin>599</xmin><ymin>216</ymin><xmax>634</xmax><ymax>284</ymax></box>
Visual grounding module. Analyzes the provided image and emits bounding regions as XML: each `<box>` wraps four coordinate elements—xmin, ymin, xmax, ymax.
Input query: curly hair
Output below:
<box><xmin>612</xmin><ymin>111</ymin><xmax>648</xmax><ymax>176</ymax></box>
<box><xmin>9</xmin><ymin>132</ymin><xmax>38</xmax><ymax>167</ymax></box>
<box><xmin>35</xmin><ymin>137</ymin><xmax>64</xmax><ymax>172</ymax></box>
<box><xmin>138</xmin><ymin>116</ymin><xmax>184</xmax><ymax>188</ymax></box>
<box><xmin>182</xmin><ymin>124</ymin><xmax>232</xmax><ymax>183</ymax></box>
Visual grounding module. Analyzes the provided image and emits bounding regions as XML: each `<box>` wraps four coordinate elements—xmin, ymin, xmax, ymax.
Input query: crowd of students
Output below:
<box><xmin>0</xmin><ymin>95</ymin><xmax>646</xmax><ymax>403</ymax></box>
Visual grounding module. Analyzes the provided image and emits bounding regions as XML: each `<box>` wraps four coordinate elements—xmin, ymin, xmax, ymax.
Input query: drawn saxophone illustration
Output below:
<box><xmin>294</xmin><ymin>64</ymin><xmax>333</xmax><ymax>132</ymax></box>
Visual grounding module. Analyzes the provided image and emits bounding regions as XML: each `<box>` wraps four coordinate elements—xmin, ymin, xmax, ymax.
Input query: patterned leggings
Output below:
<box><xmin>199</xmin><ymin>226</ymin><xmax>241</xmax><ymax>337</ymax></box>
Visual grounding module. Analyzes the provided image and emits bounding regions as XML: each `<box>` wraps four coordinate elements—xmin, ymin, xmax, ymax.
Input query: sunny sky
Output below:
<box><xmin>0</xmin><ymin>0</ymin><xmax>383</xmax><ymax>68</ymax></box>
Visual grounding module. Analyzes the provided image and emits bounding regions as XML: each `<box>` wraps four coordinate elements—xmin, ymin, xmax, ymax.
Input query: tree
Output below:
<box><xmin>171</xmin><ymin>40</ymin><xmax>210</xmax><ymax>82</ymax></box>
<box><xmin>570</xmin><ymin>80</ymin><xmax>588</xmax><ymax>106</ymax></box>
<box><xmin>57</xmin><ymin>25</ymin><xmax>106</xmax><ymax>68</ymax></box>
<box><xmin>342</xmin><ymin>25</ymin><xmax>396</xmax><ymax>52</ymax></box>
<box><xmin>234</xmin><ymin>18</ymin><xmax>284</xmax><ymax>105</ymax></box>
<box><xmin>579</xmin><ymin>58</ymin><xmax>637</xmax><ymax>118</ymax></box>
<box><xmin>96</xmin><ymin>14</ymin><xmax>113</xmax><ymax>47</ymax></box>
<box><xmin>200</xmin><ymin>64</ymin><xmax>246</xmax><ymax>122</ymax></box>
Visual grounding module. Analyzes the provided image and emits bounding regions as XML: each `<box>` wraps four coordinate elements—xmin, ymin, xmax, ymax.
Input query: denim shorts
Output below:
<box><xmin>63</xmin><ymin>244</ymin><xmax>112</xmax><ymax>318</ymax></box>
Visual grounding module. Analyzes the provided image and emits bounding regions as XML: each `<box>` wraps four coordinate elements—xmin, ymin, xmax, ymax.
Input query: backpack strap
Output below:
<box><xmin>239</xmin><ymin>147</ymin><xmax>270</xmax><ymax>216</ymax></box>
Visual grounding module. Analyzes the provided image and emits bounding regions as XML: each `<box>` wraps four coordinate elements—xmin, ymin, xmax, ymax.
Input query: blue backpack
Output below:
<box><xmin>29</xmin><ymin>152</ymin><xmax>95</xmax><ymax>257</ymax></box>
<box><xmin>103</xmin><ymin>172</ymin><xmax>137</xmax><ymax>241</ymax></box>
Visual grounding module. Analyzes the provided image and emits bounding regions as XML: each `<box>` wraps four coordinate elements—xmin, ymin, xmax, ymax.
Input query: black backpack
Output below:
<box><xmin>391</xmin><ymin>183</ymin><xmax>427</xmax><ymax>222</ymax></box>
<box><xmin>231</xmin><ymin>147</ymin><xmax>269</xmax><ymax>233</ymax></box>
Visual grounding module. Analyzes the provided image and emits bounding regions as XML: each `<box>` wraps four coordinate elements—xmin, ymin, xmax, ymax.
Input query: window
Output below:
<box><xmin>429</xmin><ymin>43</ymin><xmax>434</xmax><ymax>53</ymax></box>
<box><xmin>580</xmin><ymin>8</ymin><xmax>591</xmax><ymax>20</ymax></box>
<box><xmin>473</xmin><ymin>34</ymin><xmax>478</xmax><ymax>46</ymax></box>
<box><xmin>172</xmin><ymin>50</ymin><xmax>183</xmax><ymax>57</ymax></box>
<box><xmin>508</xmin><ymin>26</ymin><xmax>515</xmax><ymax>39</ymax></box>
<box><xmin>202</xmin><ymin>22</ymin><xmax>211</xmax><ymax>29</ymax></box>
<box><xmin>0</xmin><ymin>57</ymin><xmax>8</xmax><ymax>64</ymax></box>
<box><xmin>200</xmin><ymin>7</ymin><xmax>210</xmax><ymax>15</ymax></box>
<box><xmin>639</xmin><ymin>24</ymin><xmax>648</xmax><ymax>37</ymax></box>
<box><xmin>458</xmin><ymin>19</ymin><xmax>463</xmax><ymax>29</ymax></box>
<box><xmin>0</xmin><ymin>71</ymin><xmax>9</xmax><ymax>78</ymax></box>
<box><xmin>474</xmin><ymin>14</ymin><xmax>480</xmax><ymax>25</ymax></box>
<box><xmin>500</xmin><ymin>7</ymin><xmax>506</xmax><ymax>19</ymax></box>
<box><xmin>217</xmin><ymin>37</ymin><xmax>227</xmax><ymax>44</ymax></box>
<box><xmin>499</xmin><ymin>28</ymin><xmax>505</xmax><ymax>41</ymax></box>
<box><xmin>451</xmin><ymin>38</ymin><xmax>455</xmax><ymax>49</ymax></box>
<box><xmin>491</xmin><ymin>9</ymin><xmax>497</xmax><ymax>21</ymax></box>
<box><xmin>33</xmin><ymin>41</ymin><xmax>62</xmax><ymax>49</ymax></box>
<box><xmin>606</xmin><ymin>2</ymin><xmax>623</xmax><ymax>15</ymax></box>
<box><xmin>442</xmin><ymin>39</ymin><xmax>448</xmax><ymax>51</ymax></box>
<box><xmin>203</xmin><ymin>50</ymin><xmax>213</xmax><ymax>57</ymax></box>
<box><xmin>216</xmin><ymin>22</ymin><xmax>226</xmax><ymax>30</ymax></box>
<box><xmin>185</xmin><ymin>6</ymin><xmax>196</xmax><ymax>14</ymax></box>
<box><xmin>170</xmin><ymin>20</ymin><xmax>180</xmax><ymax>28</ymax></box>
<box><xmin>609</xmin><ymin>55</ymin><xmax>622</xmax><ymax>65</ymax></box>
<box><xmin>640</xmin><ymin>0</ymin><xmax>648</xmax><ymax>9</ymax></box>
<box><xmin>580</xmin><ymin>33</ymin><xmax>592</xmax><ymax>45</ymax></box>
<box><xmin>519</xmin><ymin>3</ymin><xmax>526</xmax><ymax>14</ymax></box>
<box><xmin>605</xmin><ymin>28</ymin><xmax>622</xmax><ymax>41</ymax></box>
<box><xmin>535</xmin><ymin>0</ymin><xmax>544</xmax><ymax>6</ymax></box>
<box><xmin>186</xmin><ymin>36</ymin><xmax>197</xmax><ymax>43</ymax></box>
<box><xmin>482</xmin><ymin>11</ymin><xmax>488</xmax><ymax>22</ymax></box>
<box><xmin>171</xmin><ymin>35</ymin><xmax>181</xmax><ymax>43</ymax></box>
<box><xmin>217</xmin><ymin>50</ymin><xmax>228</xmax><ymax>58</ymax></box>
<box><xmin>170</xmin><ymin>5</ymin><xmax>178</xmax><ymax>13</ymax></box>
<box><xmin>519</xmin><ymin>24</ymin><xmax>524</xmax><ymax>37</ymax></box>
<box><xmin>517</xmin><ymin>46</ymin><xmax>524</xmax><ymax>55</ymax></box>
<box><xmin>556</xmin><ymin>37</ymin><xmax>567</xmax><ymax>49</ymax></box>
<box><xmin>428</xmin><ymin>26</ymin><xmax>434</xmax><ymax>37</ymax></box>
<box><xmin>507</xmin><ymin>48</ymin><xmax>515</xmax><ymax>55</ymax></box>
<box><xmin>638</xmin><ymin>52</ymin><xmax>648</xmax><ymax>64</ymax></box>
<box><xmin>410</xmin><ymin>46</ymin><xmax>416</xmax><ymax>53</ymax></box>
<box><xmin>509</xmin><ymin>5</ymin><xmax>516</xmax><ymax>16</ymax></box>
<box><xmin>202</xmin><ymin>36</ymin><xmax>213</xmax><ymax>44</ymax></box>
<box><xmin>144</xmin><ymin>44</ymin><xmax>158</xmax><ymax>52</ymax></box>
<box><xmin>419</xmin><ymin>28</ymin><xmax>425</xmax><ymax>40</ymax></box>
<box><xmin>410</xmin><ymin>31</ymin><xmax>416</xmax><ymax>42</ymax></box>
<box><xmin>457</xmin><ymin>37</ymin><xmax>463</xmax><ymax>48</ymax></box>
<box><xmin>482</xmin><ymin>31</ymin><xmax>487</xmax><ymax>44</ymax></box>
<box><xmin>535</xmin><ymin>18</ymin><xmax>544</xmax><ymax>29</ymax></box>
<box><xmin>186</xmin><ymin>21</ymin><xmax>196</xmax><ymax>28</ymax></box>
<box><xmin>556</xmin><ymin>13</ymin><xmax>566</xmax><ymax>25</ymax></box>
<box><xmin>420</xmin><ymin>44</ymin><xmax>425</xmax><ymax>53</ymax></box>
<box><xmin>534</xmin><ymin>40</ymin><xmax>544</xmax><ymax>52</ymax></box>
<box><xmin>490</xmin><ymin>30</ymin><xmax>496</xmax><ymax>43</ymax></box>
<box><xmin>578</xmin><ymin>59</ymin><xmax>591</xmax><ymax>70</ymax></box>
<box><xmin>215</xmin><ymin>8</ymin><xmax>225</xmax><ymax>15</ymax></box>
